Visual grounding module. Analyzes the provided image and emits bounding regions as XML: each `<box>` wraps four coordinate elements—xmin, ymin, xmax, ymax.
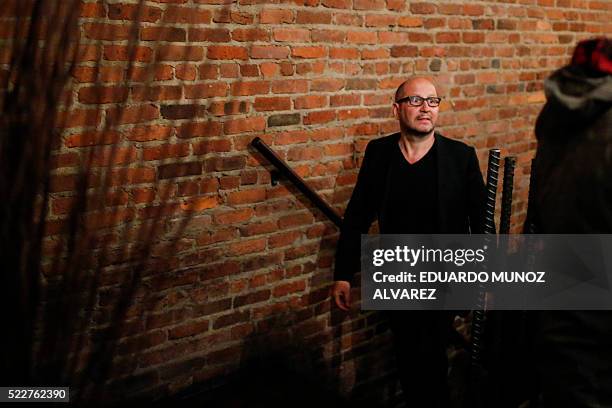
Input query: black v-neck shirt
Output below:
<box><xmin>383</xmin><ymin>140</ymin><xmax>439</xmax><ymax>234</ymax></box>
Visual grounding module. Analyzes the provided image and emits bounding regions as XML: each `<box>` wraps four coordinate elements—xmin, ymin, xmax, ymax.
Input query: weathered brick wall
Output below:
<box><xmin>3</xmin><ymin>0</ymin><xmax>611</xmax><ymax>405</ymax></box>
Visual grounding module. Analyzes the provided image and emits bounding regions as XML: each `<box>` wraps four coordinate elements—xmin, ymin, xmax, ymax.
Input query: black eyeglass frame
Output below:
<box><xmin>395</xmin><ymin>95</ymin><xmax>442</xmax><ymax>107</ymax></box>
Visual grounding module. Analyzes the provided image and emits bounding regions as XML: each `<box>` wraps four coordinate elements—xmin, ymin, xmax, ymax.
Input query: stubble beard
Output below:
<box><xmin>401</xmin><ymin>122</ymin><xmax>435</xmax><ymax>138</ymax></box>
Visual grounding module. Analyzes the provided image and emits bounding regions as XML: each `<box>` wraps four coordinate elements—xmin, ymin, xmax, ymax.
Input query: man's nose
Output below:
<box><xmin>419</xmin><ymin>103</ymin><xmax>431</xmax><ymax>112</ymax></box>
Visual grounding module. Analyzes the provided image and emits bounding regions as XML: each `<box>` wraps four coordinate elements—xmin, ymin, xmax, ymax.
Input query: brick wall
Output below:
<box><xmin>2</xmin><ymin>0</ymin><xmax>611</xmax><ymax>405</ymax></box>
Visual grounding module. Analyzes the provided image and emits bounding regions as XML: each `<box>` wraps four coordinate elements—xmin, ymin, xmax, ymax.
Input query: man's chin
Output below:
<box><xmin>406</xmin><ymin>126</ymin><xmax>434</xmax><ymax>137</ymax></box>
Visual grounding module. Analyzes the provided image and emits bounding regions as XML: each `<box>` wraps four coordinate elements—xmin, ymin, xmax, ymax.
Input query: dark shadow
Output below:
<box><xmin>0</xmin><ymin>0</ymin><xmax>232</xmax><ymax>405</ymax></box>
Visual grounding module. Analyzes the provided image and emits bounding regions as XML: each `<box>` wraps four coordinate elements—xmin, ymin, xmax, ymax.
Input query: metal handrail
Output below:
<box><xmin>251</xmin><ymin>137</ymin><xmax>343</xmax><ymax>228</ymax></box>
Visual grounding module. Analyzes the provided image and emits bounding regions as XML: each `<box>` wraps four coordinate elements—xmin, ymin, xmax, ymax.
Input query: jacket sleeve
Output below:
<box><xmin>334</xmin><ymin>141</ymin><xmax>379</xmax><ymax>282</ymax></box>
<box><xmin>466</xmin><ymin>147</ymin><xmax>487</xmax><ymax>234</ymax></box>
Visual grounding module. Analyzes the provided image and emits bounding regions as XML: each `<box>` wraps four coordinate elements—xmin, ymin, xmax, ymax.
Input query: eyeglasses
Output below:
<box><xmin>395</xmin><ymin>95</ymin><xmax>442</xmax><ymax>107</ymax></box>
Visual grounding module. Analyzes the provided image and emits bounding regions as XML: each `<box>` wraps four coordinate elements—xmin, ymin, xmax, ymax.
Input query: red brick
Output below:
<box><xmin>274</xmin><ymin>28</ymin><xmax>310</xmax><ymax>43</ymax></box>
<box><xmin>49</xmin><ymin>153</ymin><xmax>81</xmax><ymax>170</ymax></box>
<box><xmin>168</xmin><ymin>319</ymin><xmax>209</xmax><ymax>340</ymax></box>
<box><xmin>143</xmin><ymin>144</ymin><xmax>190</xmax><ymax>161</ymax></box>
<box><xmin>294</xmin><ymin>95</ymin><xmax>327</xmax><ymax>109</ymax></box>
<box><xmin>361</xmin><ymin>48</ymin><xmax>389</xmax><ymax>59</ymax></box>
<box><xmin>198</xmin><ymin>64</ymin><xmax>218</xmax><ymax>79</ymax></box>
<box><xmin>181</xmin><ymin>196</ymin><xmax>219</xmax><ymax>212</ymax></box>
<box><xmin>220</xmin><ymin>176</ymin><xmax>240</xmax><ymax>190</ymax></box>
<box><xmin>238</xmin><ymin>64</ymin><xmax>258</xmax><ymax>78</ymax></box>
<box><xmin>227</xmin><ymin>189</ymin><xmax>267</xmax><ymax>205</ymax></box>
<box><xmin>259</xmin><ymin>9</ymin><xmax>294</xmax><ymax>24</ymax></box>
<box><xmin>239</xmin><ymin>220</ymin><xmax>278</xmax><ymax>236</ymax></box>
<box><xmin>329</xmin><ymin>48</ymin><xmax>359</xmax><ymax>59</ymax></box>
<box><xmin>229</xmin><ymin>238</ymin><xmax>267</xmax><ymax>255</ymax></box>
<box><xmin>268</xmin><ymin>231</ymin><xmax>301</xmax><ymax>248</ymax></box>
<box><xmin>231</xmin><ymin>81</ymin><xmax>270</xmax><ymax>96</ymax></box>
<box><xmin>90</xmin><ymin>146</ymin><xmax>138</xmax><ymax>167</ymax></box>
<box><xmin>157</xmin><ymin>45</ymin><xmax>203</xmax><ymax>61</ymax></box>
<box><xmin>162</xmin><ymin>6</ymin><xmax>211</xmax><ymax>24</ymax></box>
<box><xmin>213</xmin><ymin>311</ymin><xmax>250</xmax><ymax>329</ymax></box>
<box><xmin>193</xmin><ymin>140</ymin><xmax>232</xmax><ymax>155</ymax></box>
<box><xmin>232</xmin><ymin>28</ymin><xmax>269</xmax><ymax>42</ymax></box>
<box><xmin>106</xmin><ymin>104</ymin><xmax>159</xmax><ymax>125</ymax></box>
<box><xmin>365</xmin><ymin>14</ymin><xmax>397</xmax><ymax>27</ymax></box>
<box><xmin>258</xmin><ymin>62</ymin><xmax>280</xmax><ymax>78</ymax></box>
<box><xmin>324</xmin><ymin>142</ymin><xmax>353</xmax><ymax>156</ymax></box>
<box><xmin>230</xmin><ymin>11</ymin><xmax>254</xmax><ymax>25</ymax></box>
<box><xmin>296</xmin><ymin>10</ymin><xmax>332</xmax><ymax>24</ymax></box>
<box><xmin>132</xmin><ymin>85</ymin><xmax>182</xmax><ymax>101</ymax></box>
<box><xmin>334</xmin><ymin>13</ymin><xmax>363</xmax><ymax>26</ymax></box>
<box><xmin>73</xmin><ymin>44</ymin><xmax>99</xmax><ymax>62</ymax></box>
<box><xmin>196</xmin><ymin>227</ymin><xmax>238</xmax><ymax>247</ymax></box>
<box><xmin>329</xmin><ymin>95</ymin><xmax>361</xmax><ymax>106</ymax></box>
<box><xmin>64</xmin><ymin>130</ymin><xmax>121</xmax><ymax>147</ymax></box>
<box><xmin>80</xmin><ymin>2</ymin><xmax>106</xmax><ymax>18</ymax></box>
<box><xmin>311</xmin><ymin>29</ymin><xmax>346</xmax><ymax>42</ymax></box>
<box><xmin>234</xmin><ymin>290</ymin><xmax>271</xmax><ymax>308</ymax></box>
<box><xmin>321</xmin><ymin>0</ymin><xmax>350</xmax><ymax>8</ymax></box>
<box><xmin>57</xmin><ymin>109</ymin><xmax>101</xmax><ymax>129</ymax></box>
<box><xmin>250</xmin><ymin>45</ymin><xmax>290</xmax><ymax>59</ymax></box>
<box><xmin>303</xmin><ymin>110</ymin><xmax>336</xmax><ymax>125</ymax></box>
<box><xmin>72</xmin><ymin>66</ymin><xmax>124</xmax><ymax>83</ymax></box>
<box><xmin>311</xmin><ymin>127</ymin><xmax>344</xmax><ymax>141</ymax></box>
<box><xmin>78</xmin><ymin>86</ymin><xmax>128</xmax><ymax>103</ymax></box>
<box><xmin>214</xmin><ymin>208</ymin><xmax>254</xmax><ymax>225</ymax></box>
<box><xmin>108</xmin><ymin>168</ymin><xmax>156</xmax><ymax>186</ymax></box>
<box><xmin>463</xmin><ymin>32</ymin><xmax>485</xmax><ymax>43</ymax></box>
<box><xmin>83</xmin><ymin>23</ymin><xmax>132</xmax><ymax>40</ymax></box>
<box><xmin>253</xmin><ymin>96</ymin><xmax>291</xmax><ymax>111</ymax></box>
<box><xmin>271</xmin><ymin>79</ymin><xmax>308</xmax><ymax>94</ymax></box>
<box><xmin>390</xmin><ymin>46</ymin><xmax>418</xmax><ymax>57</ymax></box>
<box><xmin>154</xmin><ymin>65</ymin><xmax>174</xmax><ymax>80</ymax></box>
<box><xmin>292</xmin><ymin>46</ymin><xmax>326</xmax><ymax>58</ymax></box>
<box><xmin>161</xmin><ymin>104</ymin><xmax>206</xmax><ymax>120</ymax></box>
<box><xmin>436</xmin><ymin>32</ymin><xmax>461</xmax><ymax>43</ymax></box>
<box><xmin>220</xmin><ymin>63</ymin><xmax>239</xmax><ymax>78</ymax></box>
<box><xmin>208</xmin><ymin>101</ymin><xmax>250</xmax><ymax>116</ymax></box>
<box><xmin>178</xmin><ymin>121</ymin><xmax>222</xmax><ymax>138</ymax></box>
<box><xmin>184</xmin><ymin>82</ymin><xmax>228</xmax><ymax>99</ymax></box>
<box><xmin>158</xmin><ymin>161</ymin><xmax>202</xmax><ymax>179</ymax></box>
<box><xmin>410</xmin><ymin>2</ymin><xmax>436</xmax><ymax>14</ymax></box>
<box><xmin>207</xmin><ymin>46</ymin><xmax>248</xmax><ymax>60</ymax></box>
<box><xmin>463</xmin><ymin>4</ymin><xmax>485</xmax><ymax>15</ymax></box>
<box><xmin>188</xmin><ymin>28</ymin><xmax>231</xmax><ymax>42</ymax></box>
<box><xmin>354</xmin><ymin>0</ymin><xmax>385</xmax><ymax>9</ymax></box>
<box><xmin>223</xmin><ymin>117</ymin><xmax>266</xmax><ymax>134</ymax></box>
<box><xmin>409</xmin><ymin>33</ymin><xmax>433</xmax><ymax>43</ymax></box>
<box><xmin>103</xmin><ymin>45</ymin><xmax>152</xmax><ymax>62</ymax></box>
<box><xmin>127</xmin><ymin>125</ymin><xmax>174</xmax><ymax>142</ymax></box>
<box><xmin>205</xmin><ymin>156</ymin><xmax>247</xmax><ymax>172</ymax></box>
<box><xmin>273</xmin><ymin>280</ymin><xmax>306</xmax><ymax>297</ymax></box>
<box><xmin>141</xmin><ymin>26</ymin><xmax>186</xmax><ymax>42</ymax></box>
<box><xmin>347</xmin><ymin>31</ymin><xmax>377</xmax><ymax>44</ymax></box>
<box><xmin>108</xmin><ymin>4</ymin><xmax>162</xmax><ymax>22</ymax></box>
<box><xmin>378</xmin><ymin>31</ymin><xmax>409</xmax><ymax>43</ymax></box>
<box><xmin>424</xmin><ymin>17</ymin><xmax>446</xmax><ymax>29</ymax></box>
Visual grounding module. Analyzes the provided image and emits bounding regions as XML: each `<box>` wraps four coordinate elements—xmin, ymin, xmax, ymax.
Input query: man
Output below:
<box><xmin>332</xmin><ymin>77</ymin><xmax>487</xmax><ymax>407</ymax></box>
<box><xmin>528</xmin><ymin>37</ymin><xmax>612</xmax><ymax>408</ymax></box>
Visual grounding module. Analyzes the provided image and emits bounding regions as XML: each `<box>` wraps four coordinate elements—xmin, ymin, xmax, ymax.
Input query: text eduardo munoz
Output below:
<box><xmin>370</xmin><ymin>245</ymin><xmax>546</xmax><ymax>301</ymax></box>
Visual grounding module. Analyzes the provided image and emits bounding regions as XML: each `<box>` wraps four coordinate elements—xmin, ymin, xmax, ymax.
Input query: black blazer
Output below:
<box><xmin>334</xmin><ymin>132</ymin><xmax>487</xmax><ymax>282</ymax></box>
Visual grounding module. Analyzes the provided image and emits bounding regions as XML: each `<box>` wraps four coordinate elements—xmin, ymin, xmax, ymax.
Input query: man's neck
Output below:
<box><xmin>399</xmin><ymin>131</ymin><xmax>435</xmax><ymax>164</ymax></box>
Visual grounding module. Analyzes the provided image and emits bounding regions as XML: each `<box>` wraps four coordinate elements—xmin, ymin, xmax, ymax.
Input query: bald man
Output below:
<box><xmin>332</xmin><ymin>77</ymin><xmax>487</xmax><ymax>407</ymax></box>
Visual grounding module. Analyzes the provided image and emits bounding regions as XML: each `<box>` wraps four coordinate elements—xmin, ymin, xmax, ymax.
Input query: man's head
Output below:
<box><xmin>393</xmin><ymin>77</ymin><xmax>440</xmax><ymax>138</ymax></box>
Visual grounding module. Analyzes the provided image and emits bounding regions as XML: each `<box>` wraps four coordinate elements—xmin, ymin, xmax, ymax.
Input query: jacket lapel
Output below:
<box><xmin>435</xmin><ymin>133</ymin><xmax>451</xmax><ymax>233</ymax></box>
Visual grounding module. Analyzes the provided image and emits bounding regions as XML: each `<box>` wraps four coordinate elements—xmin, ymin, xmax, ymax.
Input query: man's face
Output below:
<box><xmin>393</xmin><ymin>79</ymin><xmax>439</xmax><ymax>137</ymax></box>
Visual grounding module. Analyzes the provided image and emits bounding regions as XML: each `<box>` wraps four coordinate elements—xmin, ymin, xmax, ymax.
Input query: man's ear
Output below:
<box><xmin>392</xmin><ymin>103</ymin><xmax>399</xmax><ymax>119</ymax></box>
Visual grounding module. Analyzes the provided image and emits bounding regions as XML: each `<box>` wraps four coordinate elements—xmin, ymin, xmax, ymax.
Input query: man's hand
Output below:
<box><xmin>332</xmin><ymin>280</ymin><xmax>351</xmax><ymax>311</ymax></box>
